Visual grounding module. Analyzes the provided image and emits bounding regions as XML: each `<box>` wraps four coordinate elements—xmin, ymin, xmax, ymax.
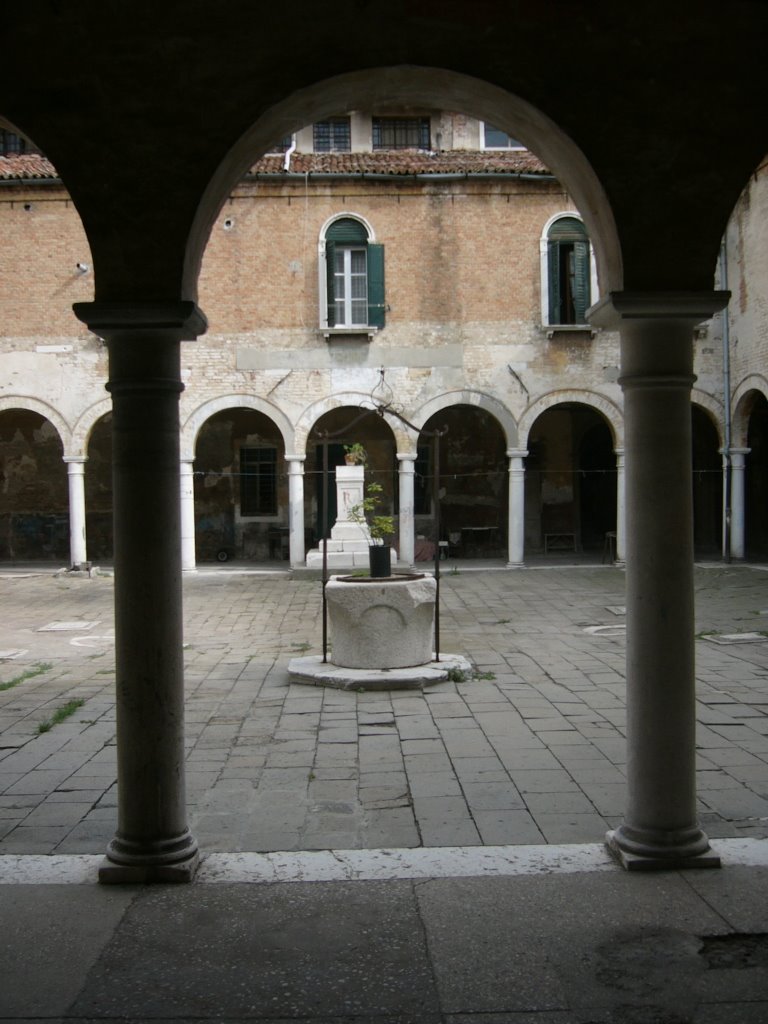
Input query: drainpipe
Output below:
<box><xmin>720</xmin><ymin>238</ymin><xmax>732</xmax><ymax>562</ymax></box>
<box><xmin>282</xmin><ymin>135</ymin><xmax>297</xmax><ymax>172</ymax></box>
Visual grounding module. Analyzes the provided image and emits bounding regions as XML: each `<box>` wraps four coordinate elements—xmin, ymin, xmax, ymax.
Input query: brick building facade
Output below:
<box><xmin>0</xmin><ymin>113</ymin><xmax>760</xmax><ymax>567</ymax></box>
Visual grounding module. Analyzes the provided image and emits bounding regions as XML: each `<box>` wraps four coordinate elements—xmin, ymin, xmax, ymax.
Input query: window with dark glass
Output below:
<box><xmin>0</xmin><ymin>129</ymin><xmax>32</xmax><ymax>156</ymax></box>
<box><xmin>547</xmin><ymin>217</ymin><xmax>591</xmax><ymax>325</ymax></box>
<box><xmin>266</xmin><ymin>135</ymin><xmax>293</xmax><ymax>154</ymax></box>
<box><xmin>372</xmin><ymin>117</ymin><xmax>430</xmax><ymax>150</ymax></box>
<box><xmin>313</xmin><ymin>117</ymin><xmax>351</xmax><ymax>152</ymax></box>
<box><xmin>240</xmin><ymin>447</ymin><xmax>277</xmax><ymax>516</ymax></box>
<box><xmin>482</xmin><ymin>123</ymin><xmax>524</xmax><ymax>149</ymax></box>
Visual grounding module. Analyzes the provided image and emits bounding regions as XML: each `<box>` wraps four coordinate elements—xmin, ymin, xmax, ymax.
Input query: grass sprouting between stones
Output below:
<box><xmin>0</xmin><ymin>661</ymin><xmax>54</xmax><ymax>692</ymax></box>
<box><xmin>37</xmin><ymin>698</ymin><xmax>85</xmax><ymax>734</ymax></box>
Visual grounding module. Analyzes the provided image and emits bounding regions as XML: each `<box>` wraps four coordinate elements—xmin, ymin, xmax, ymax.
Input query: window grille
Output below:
<box><xmin>240</xmin><ymin>447</ymin><xmax>278</xmax><ymax>516</ymax></box>
<box><xmin>313</xmin><ymin>118</ymin><xmax>351</xmax><ymax>152</ymax></box>
<box><xmin>372</xmin><ymin>117</ymin><xmax>430</xmax><ymax>150</ymax></box>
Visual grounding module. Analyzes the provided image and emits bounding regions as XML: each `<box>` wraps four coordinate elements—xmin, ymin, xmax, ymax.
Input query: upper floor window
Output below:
<box><xmin>544</xmin><ymin>216</ymin><xmax>592</xmax><ymax>326</ymax></box>
<box><xmin>266</xmin><ymin>134</ymin><xmax>293</xmax><ymax>154</ymax></box>
<box><xmin>481</xmin><ymin>123</ymin><xmax>524</xmax><ymax>150</ymax></box>
<box><xmin>313</xmin><ymin>117</ymin><xmax>351</xmax><ymax>152</ymax></box>
<box><xmin>320</xmin><ymin>217</ymin><xmax>385</xmax><ymax>330</ymax></box>
<box><xmin>0</xmin><ymin>129</ymin><xmax>35</xmax><ymax>156</ymax></box>
<box><xmin>372</xmin><ymin>116</ymin><xmax>430</xmax><ymax>151</ymax></box>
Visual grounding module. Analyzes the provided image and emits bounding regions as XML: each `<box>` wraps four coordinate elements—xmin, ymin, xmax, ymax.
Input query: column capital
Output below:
<box><xmin>63</xmin><ymin>455</ymin><xmax>88</xmax><ymax>465</ymax></box>
<box><xmin>506</xmin><ymin>448</ymin><xmax>529</xmax><ymax>460</ymax></box>
<box><xmin>285</xmin><ymin>454</ymin><xmax>307</xmax><ymax>465</ymax></box>
<box><xmin>589</xmin><ymin>291</ymin><xmax>730</xmax><ymax>330</ymax></box>
<box><xmin>723</xmin><ymin>446</ymin><xmax>751</xmax><ymax>457</ymax></box>
<box><xmin>73</xmin><ymin>300</ymin><xmax>207</xmax><ymax>341</ymax></box>
<box><xmin>397</xmin><ymin>452</ymin><xmax>418</xmax><ymax>464</ymax></box>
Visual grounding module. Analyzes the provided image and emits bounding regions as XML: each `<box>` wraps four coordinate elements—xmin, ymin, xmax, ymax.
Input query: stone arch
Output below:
<box><xmin>319</xmin><ymin>212</ymin><xmax>377</xmax><ymax>244</ymax></box>
<box><xmin>295</xmin><ymin>392</ymin><xmax>409</xmax><ymax>454</ymax></box>
<box><xmin>71</xmin><ymin>398</ymin><xmax>113</xmax><ymax>455</ymax></box>
<box><xmin>732</xmin><ymin>374</ymin><xmax>768</xmax><ymax>447</ymax></box>
<box><xmin>411</xmin><ymin>390</ymin><xmax>518</xmax><ymax>452</ymax></box>
<box><xmin>518</xmin><ymin>391</ymin><xmax>623</xmax><ymax>450</ymax></box>
<box><xmin>186</xmin><ymin>67</ymin><xmax>622</xmax><ymax>302</ymax></box>
<box><xmin>0</xmin><ymin>396</ymin><xmax>71</xmax><ymax>450</ymax></box>
<box><xmin>181</xmin><ymin>394</ymin><xmax>295</xmax><ymax>459</ymax></box>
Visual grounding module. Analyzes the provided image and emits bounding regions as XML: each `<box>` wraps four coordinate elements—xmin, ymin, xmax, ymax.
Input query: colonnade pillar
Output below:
<box><xmin>506</xmin><ymin>449</ymin><xmax>527</xmax><ymax>567</ymax></box>
<box><xmin>64</xmin><ymin>456</ymin><xmax>88</xmax><ymax>568</ymax></box>
<box><xmin>614</xmin><ymin>448</ymin><xmax>625</xmax><ymax>564</ymax></box>
<box><xmin>397</xmin><ymin>453</ymin><xmax>416</xmax><ymax>567</ymax></box>
<box><xmin>74</xmin><ymin>300</ymin><xmax>206</xmax><ymax>883</ymax></box>
<box><xmin>180</xmin><ymin>457</ymin><xmax>197</xmax><ymax>571</ymax></box>
<box><xmin>729</xmin><ymin>448</ymin><xmax>750</xmax><ymax>560</ymax></box>
<box><xmin>592</xmin><ymin>291</ymin><xmax>728</xmax><ymax>869</ymax></box>
<box><xmin>286</xmin><ymin>455</ymin><xmax>306</xmax><ymax>567</ymax></box>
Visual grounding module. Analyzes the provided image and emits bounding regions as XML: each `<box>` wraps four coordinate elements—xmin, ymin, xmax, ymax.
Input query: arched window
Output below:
<box><xmin>543</xmin><ymin>215</ymin><xmax>592</xmax><ymax>326</ymax></box>
<box><xmin>320</xmin><ymin>217</ymin><xmax>385</xmax><ymax>330</ymax></box>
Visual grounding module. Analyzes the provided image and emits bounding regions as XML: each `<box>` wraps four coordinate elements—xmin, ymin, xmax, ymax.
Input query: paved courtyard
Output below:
<box><xmin>1</xmin><ymin>562</ymin><xmax>768</xmax><ymax>856</ymax></box>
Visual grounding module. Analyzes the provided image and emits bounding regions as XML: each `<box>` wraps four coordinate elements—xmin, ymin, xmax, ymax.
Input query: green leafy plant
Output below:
<box><xmin>347</xmin><ymin>482</ymin><xmax>395</xmax><ymax>545</ymax></box>
<box><xmin>343</xmin><ymin>442</ymin><xmax>367</xmax><ymax>465</ymax></box>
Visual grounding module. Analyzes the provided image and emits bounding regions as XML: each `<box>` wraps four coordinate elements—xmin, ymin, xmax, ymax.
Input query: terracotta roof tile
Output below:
<box><xmin>250</xmin><ymin>149</ymin><xmax>550</xmax><ymax>176</ymax></box>
<box><xmin>0</xmin><ymin>153</ymin><xmax>58</xmax><ymax>180</ymax></box>
<box><xmin>0</xmin><ymin>148</ymin><xmax>550</xmax><ymax>183</ymax></box>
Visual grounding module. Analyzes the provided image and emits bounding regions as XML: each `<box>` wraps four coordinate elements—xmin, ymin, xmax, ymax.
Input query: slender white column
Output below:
<box><xmin>729</xmin><ymin>448</ymin><xmax>750</xmax><ymax>560</ymax></box>
<box><xmin>74</xmin><ymin>300</ymin><xmax>206</xmax><ymax>883</ymax></box>
<box><xmin>64</xmin><ymin>456</ymin><xmax>88</xmax><ymax>568</ymax></box>
<box><xmin>615</xmin><ymin>448</ymin><xmax>625</xmax><ymax>563</ymax></box>
<box><xmin>397</xmin><ymin>453</ymin><xmax>416</xmax><ymax>567</ymax></box>
<box><xmin>180</xmin><ymin>458</ymin><xmax>196</xmax><ymax>571</ymax></box>
<box><xmin>591</xmin><ymin>290</ymin><xmax>728</xmax><ymax>869</ymax></box>
<box><xmin>506</xmin><ymin>449</ymin><xmax>527</xmax><ymax>567</ymax></box>
<box><xmin>286</xmin><ymin>455</ymin><xmax>306</xmax><ymax>567</ymax></box>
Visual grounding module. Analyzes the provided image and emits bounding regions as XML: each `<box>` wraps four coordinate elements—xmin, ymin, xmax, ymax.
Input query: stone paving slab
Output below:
<box><xmin>0</xmin><ymin>565</ymin><xmax>767</xmax><ymax>855</ymax></box>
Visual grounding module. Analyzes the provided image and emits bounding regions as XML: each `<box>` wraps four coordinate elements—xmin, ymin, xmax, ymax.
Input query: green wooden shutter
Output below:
<box><xmin>572</xmin><ymin>240</ymin><xmax>590</xmax><ymax>323</ymax></box>
<box><xmin>325</xmin><ymin>240</ymin><xmax>336</xmax><ymax>327</ymax></box>
<box><xmin>548</xmin><ymin>241</ymin><xmax>561</xmax><ymax>324</ymax></box>
<box><xmin>367</xmin><ymin>243</ymin><xmax>385</xmax><ymax>328</ymax></box>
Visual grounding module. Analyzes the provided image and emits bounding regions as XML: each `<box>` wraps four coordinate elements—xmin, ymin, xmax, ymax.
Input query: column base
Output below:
<box><xmin>606</xmin><ymin>827</ymin><xmax>721</xmax><ymax>871</ymax></box>
<box><xmin>98</xmin><ymin>828</ymin><xmax>200</xmax><ymax>884</ymax></box>
<box><xmin>506</xmin><ymin>561</ymin><xmax>525</xmax><ymax>569</ymax></box>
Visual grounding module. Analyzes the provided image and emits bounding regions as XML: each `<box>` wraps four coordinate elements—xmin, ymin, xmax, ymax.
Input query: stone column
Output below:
<box><xmin>506</xmin><ymin>449</ymin><xmax>527</xmax><ymax>567</ymax></box>
<box><xmin>180</xmin><ymin>458</ymin><xmax>196</xmax><ymax>571</ymax></box>
<box><xmin>64</xmin><ymin>456</ymin><xmax>88</xmax><ymax>568</ymax></box>
<box><xmin>591</xmin><ymin>291</ymin><xmax>728</xmax><ymax>869</ymax></box>
<box><xmin>397</xmin><ymin>453</ymin><xmax>416</xmax><ymax>567</ymax></box>
<box><xmin>74</xmin><ymin>300</ymin><xmax>206</xmax><ymax>883</ymax></box>
<box><xmin>286</xmin><ymin>455</ymin><xmax>306</xmax><ymax>567</ymax></box>
<box><xmin>729</xmin><ymin>448</ymin><xmax>750</xmax><ymax>560</ymax></box>
<box><xmin>615</xmin><ymin>448</ymin><xmax>626</xmax><ymax>564</ymax></box>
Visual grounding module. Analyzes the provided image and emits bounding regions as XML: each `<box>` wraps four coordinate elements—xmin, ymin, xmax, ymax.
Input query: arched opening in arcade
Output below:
<box><xmin>307</xmin><ymin>406</ymin><xmax>397</xmax><ymax>547</ymax></box>
<box><xmin>744</xmin><ymin>390</ymin><xmax>768</xmax><ymax>560</ymax></box>
<box><xmin>84</xmin><ymin>412</ymin><xmax>113</xmax><ymax>561</ymax></box>
<box><xmin>691</xmin><ymin>404</ymin><xmax>723</xmax><ymax>557</ymax></box>
<box><xmin>525</xmin><ymin>403</ymin><xmax>617</xmax><ymax>558</ymax></box>
<box><xmin>193</xmin><ymin>407</ymin><xmax>287</xmax><ymax>562</ymax></box>
<box><xmin>0</xmin><ymin>408</ymin><xmax>68</xmax><ymax>561</ymax></box>
<box><xmin>416</xmin><ymin>404</ymin><xmax>508</xmax><ymax>561</ymax></box>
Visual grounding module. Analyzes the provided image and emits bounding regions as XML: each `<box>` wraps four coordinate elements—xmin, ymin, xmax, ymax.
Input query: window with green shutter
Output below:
<box><xmin>547</xmin><ymin>217</ymin><xmax>591</xmax><ymax>325</ymax></box>
<box><xmin>323</xmin><ymin>217</ymin><xmax>385</xmax><ymax>329</ymax></box>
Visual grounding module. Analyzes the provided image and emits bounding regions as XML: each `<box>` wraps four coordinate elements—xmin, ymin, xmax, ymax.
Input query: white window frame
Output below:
<box><xmin>318</xmin><ymin>213</ymin><xmax>378</xmax><ymax>335</ymax></box>
<box><xmin>539</xmin><ymin>211</ymin><xmax>599</xmax><ymax>330</ymax></box>
<box><xmin>480</xmin><ymin>121</ymin><xmax>526</xmax><ymax>151</ymax></box>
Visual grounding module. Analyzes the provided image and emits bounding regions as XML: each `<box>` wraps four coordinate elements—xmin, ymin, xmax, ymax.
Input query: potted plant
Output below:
<box><xmin>343</xmin><ymin>442</ymin><xmax>367</xmax><ymax>466</ymax></box>
<box><xmin>347</xmin><ymin>481</ymin><xmax>395</xmax><ymax>577</ymax></box>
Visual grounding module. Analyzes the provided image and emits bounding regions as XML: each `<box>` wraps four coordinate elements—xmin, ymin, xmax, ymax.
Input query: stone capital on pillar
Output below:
<box><xmin>589</xmin><ymin>290</ymin><xmax>731</xmax><ymax>329</ymax></box>
<box><xmin>73</xmin><ymin>300</ymin><xmax>208</xmax><ymax>342</ymax></box>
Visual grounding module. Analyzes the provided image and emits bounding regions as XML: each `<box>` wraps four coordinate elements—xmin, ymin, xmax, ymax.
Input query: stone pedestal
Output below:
<box><xmin>327</xmin><ymin>574</ymin><xmax>436</xmax><ymax>668</ymax></box>
<box><xmin>306</xmin><ymin>464</ymin><xmax>396</xmax><ymax>569</ymax></box>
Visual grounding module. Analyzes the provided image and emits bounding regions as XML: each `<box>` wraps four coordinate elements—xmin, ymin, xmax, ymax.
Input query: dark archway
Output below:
<box><xmin>194</xmin><ymin>408</ymin><xmax>286</xmax><ymax>561</ymax></box>
<box><xmin>85</xmin><ymin>413</ymin><xmax>113</xmax><ymax>561</ymax></box>
<box><xmin>417</xmin><ymin>405</ymin><xmax>507</xmax><ymax>559</ymax></box>
<box><xmin>691</xmin><ymin>405</ymin><xmax>722</xmax><ymax>556</ymax></box>
<box><xmin>745</xmin><ymin>392</ymin><xmax>768</xmax><ymax>560</ymax></box>
<box><xmin>308</xmin><ymin>407</ymin><xmax>396</xmax><ymax>544</ymax></box>
<box><xmin>0</xmin><ymin>409</ymin><xmax>67</xmax><ymax>560</ymax></box>
<box><xmin>526</xmin><ymin>404</ymin><xmax>616</xmax><ymax>557</ymax></box>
